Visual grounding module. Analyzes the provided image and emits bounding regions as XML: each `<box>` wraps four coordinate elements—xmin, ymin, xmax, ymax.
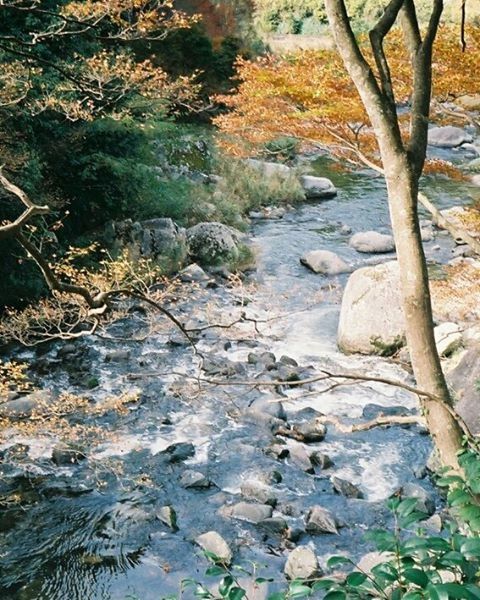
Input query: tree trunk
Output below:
<box><xmin>324</xmin><ymin>0</ymin><xmax>464</xmax><ymax>471</ymax></box>
<box><xmin>384</xmin><ymin>160</ymin><xmax>464</xmax><ymax>470</ymax></box>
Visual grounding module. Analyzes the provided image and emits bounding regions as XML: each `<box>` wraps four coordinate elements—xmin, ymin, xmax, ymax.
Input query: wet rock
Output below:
<box><xmin>294</xmin><ymin>420</ymin><xmax>327</xmax><ymax>443</ymax></box>
<box><xmin>452</xmin><ymin>244</ymin><xmax>475</xmax><ymax>259</ymax></box>
<box><xmin>331</xmin><ymin>476</ymin><xmax>364</xmax><ymax>499</ymax></box>
<box><xmin>421</xmin><ymin>227</ymin><xmax>434</xmax><ymax>242</ymax></box>
<box><xmin>157</xmin><ymin>506</ymin><xmax>178</xmax><ymax>530</ymax></box>
<box><xmin>427</xmin><ymin>125</ymin><xmax>473</xmax><ymax>148</ymax></box>
<box><xmin>260</xmin><ymin>517</ymin><xmax>288</xmax><ymax>535</ymax></box>
<box><xmin>0</xmin><ymin>443</ymin><xmax>30</xmax><ymax>461</ymax></box>
<box><xmin>288</xmin><ymin>444</ymin><xmax>314</xmax><ymax>473</ymax></box>
<box><xmin>310</xmin><ymin>452</ymin><xmax>334</xmax><ymax>470</ymax></box>
<box><xmin>400</xmin><ymin>483</ymin><xmax>435</xmax><ymax>515</ymax></box>
<box><xmin>229</xmin><ymin>502</ymin><xmax>273</xmax><ymax>524</ymax></box>
<box><xmin>362</xmin><ymin>404</ymin><xmax>411</xmax><ymax>420</ymax></box>
<box><xmin>413</xmin><ymin>465</ymin><xmax>427</xmax><ymax>479</ymax></box>
<box><xmin>51</xmin><ymin>445</ymin><xmax>87</xmax><ymax>466</ymax></box>
<box><xmin>111</xmin><ymin>217</ymin><xmax>187</xmax><ymax>265</ymax></box>
<box><xmin>196</xmin><ymin>531</ymin><xmax>232</xmax><ymax>565</ymax></box>
<box><xmin>57</xmin><ymin>343</ymin><xmax>80</xmax><ymax>359</ymax></box>
<box><xmin>246</xmin><ymin>397</ymin><xmax>287</xmax><ymax>422</ymax></box>
<box><xmin>284</xmin><ymin>546</ymin><xmax>321</xmax><ymax>580</ymax></box>
<box><xmin>357</xmin><ymin>552</ymin><xmax>393</xmax><ymax>573</ymax></box>
<box><xmin>0</xmin><ymin>390</ymin><xmax>53</xmax><ymax>420</ymax></box>
<box><xmin>448</xmin><ymin>344</ymin><xmax>480</xmax><ymax>434</ymax></box>
<box><xmin>349</xmin><ymin>231</ymin><xmax>395</xmax><ymax>254</ymax></box>
<box><xmin>265</xmin><ymin>442</ymin><xmax>290</xmax><ymax>460</ymax></box>
<box><xmin>248</xmin><ymin>351</ymin><xmax>276</xmax><ymax>368</ymax></box>
<box><xmin>423</xmin><ymin>513</ymin><xmax>442</xmax><ymax>533</ymax></box>
<box><xmin>434</xmin><ymin>322</ymin><xmax>463</xmax><ymax>356</ymax></box>
<box><xmin>300</xmin><ymin>175</ymin><xmax>337</xmax><ymax>199</ymax></box>
<box><xmin>338</xmin><ymin>261</ymin><xmax>405</xmax><ymax>354</ymax></box>
<box><xmin>279</xmin><ymin>355</ymin><xmax>298</xmax><ymax>367</ymax></box>
<box><xmin>163</xmin><ymin>442</ymin><xmax>195</xmax><ymax>463</ymax></box>
<box><xmin>105</xmin><ymin>350</ymin><xmax>131</xmax><ymax>362</ymax></box>
<box><xmin>340</xmin><ymin>224</ymin><xmax>352</xmax><ymax>235</ymax></box>
<box><xmin>300</xmin><ymin>250</ymin><xmax>350</xmax><ymax>275</ymax></box>
<box><xmin>179</xmin><ymin>263</ymin><xmax>211</xmax><ymax>283</ymax></box>
<box><xmin>180</xmin><ymin>470</ymin><xmax>210</xmax><ymax>489</ymax></box>
<box><xmin>305</xmin><ymin>506</ymin><xmax>338</xmax><ymax>534</ymax></box>
<box><xmin>241</xmin><ymin>480</ymin><xmax>278</xmax><ymax>506</ymax></box>
<box><xmin>202</xmin><ymin>356</ymin><xmax>239</xmax><ymax>377</ymax></box>
<box><xmin>187</xmin><ymin>222</ymin><xmax>241</xmax><ymax>265</ymax></box>
<box><xmin>456</xmin><ymin>94</ymin><xmax>480</xmax><ymax>111</ymax></box>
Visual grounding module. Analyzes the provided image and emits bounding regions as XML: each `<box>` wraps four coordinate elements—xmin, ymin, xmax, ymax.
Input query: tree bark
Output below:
<box><xmin>325</xmin><ymin>0</ymin><xmax>464</xmax><ymax>470</ymax></box>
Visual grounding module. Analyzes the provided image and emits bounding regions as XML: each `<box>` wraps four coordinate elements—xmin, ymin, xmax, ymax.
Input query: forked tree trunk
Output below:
<box><xmin>325</xmin><ymin>0</ymin><xmax>464</xmax><ymax>469</ymax></box>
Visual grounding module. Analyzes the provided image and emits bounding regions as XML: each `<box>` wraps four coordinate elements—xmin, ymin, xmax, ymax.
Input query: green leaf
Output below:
<box><xmin>402</xmin><ymin>593</ymin><xmax>423</xmax><ymax>600</ymax></box>
<box><xmin>206</xmin><ymin>566</ymin><xmax>226</xmax><ymax>577</ymax></box>
<box><xmin>466</xmin><ymin>585</ymin><xmax>480</xmax><ymax>599</ymax></box>
<box><xmin>203</xmin><ymin>550</ymin><xmax>222</xmax><ymax>563</ymax></box>
<box><xmin>323</xmin><ymin>592</ymin><xmax>347</xmax><ymax>600</ymax></box>
<box><xmin>426</xmin><ymin>584</ymin><xmax>449</xmax><ymax>600</ymax></box>
<box><xmin>433</xmin><ymin>583</ymin><xmax>478</xmax><ymax>599</ymax></box>
<box><xmin>219</xmin><ymin>575</ymin><xmax>234</xmax><ymax>597</ymax></box>
<box><xmin>267</xmin><ymin>593</ymin><xmax>286</xmax><ymax>600</ymax></box>
<box><xmin>403</xmin><ymin>568</ymin><xmax>429</xmax><ymax>588</ymax></box>
<box><xmin>255</xmin><ymin>577</ymin><xmax>274</xmax><ymax>584</ymax></box>
<box><xmin>312</xmin><ymin>579</ymin><xmax>337</xmax><ymax>591</ymax></box>
<box><xmin>371</xmin><ymin>563</ymin><xmax>398</xmax><ymax>582</ymax></box>
<box><xmin>288</xmin><ymin>582</ymin><xmax>312</xmax><ymax>599</ymax></box>
<box><xmin>461</xmin><ymin>539</ymin><xmax>480</xmax><ymax>559</ymax></box>
<box><xmin>228</xmin><ymin>587</ymin><xmax>246</xmax><ymax>600</ymax></box>
<box><xmin>397</xmin><ymin>498</ymin><xmax>421</xmax><ymax>516</ymax></box>
<box><xmin>436</xmin><ymin>476</ymin><xmax>464</xmax><ymax>487</ymax></box>
<box><xmin>345</xmin><ymin>572</ymin><xmax>367</xmax><ymax>587</ymax></box>
<box><xmin>327</xmin><ymin>555</ymin><xmax>352</xmax><ymax>569</ymax></box>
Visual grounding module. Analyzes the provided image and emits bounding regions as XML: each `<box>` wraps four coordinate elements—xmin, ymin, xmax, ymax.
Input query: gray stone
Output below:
<box><xmin>247</xmin><ymin>397</ymin><xmax>287</xmax><ymax>421</ymax></box>
<box><xmin>427</xmin><ymin>126</ymin><xmax>473</xmax><ymax>148</ymax></box>
<box><xmin>349</xmin><ymin>231</ymin><xmax>395</xmax><ymax>254</ymax></box>
<box><xmin>310</xmin><ymin>452</ymin><xmax>334</xmax><ymax>469</ymax></box>
<box><xmin>229</xmin><ymin>502</ymin><xmax>273</xmax><ymax>524</ymax></box>
<box><xmin>112</xmin><ymin>217</ymin><xmax>187</xmax><ymax>265</ymax></box>
<box><xmin>357</xmin><ymin>552</ymin><xmax>393</xmax><ymax>573</ymax></box>
<box><xmin>187</xmin><ymin>222</ymin><xmax>241</xmax><ymax>265</ymax></box>
<box><xmin>180</xmin><ymin>470</ymin><xmax>210</xmax><ymax>489</ymax></box>
<box><xmin>331</xmin><ymin>476</ymin><xmax>364</xmax><ymax>499</ymax></box>
<box><xmin>241</xmin><ymin>480</ymin><xmax>277</xmax><ymax>506</ymax></box>
<box><xmin>246</xmin><ymin>159</ymin><xmax>291</xmax><ymax>177</ymax></box>
<box><xmin>288</xmin><ymin>444</ymin><xmax>314</xmax><ymax>473</ymax></box>
<box><xmin>305</xmin><ymin>505</ymin><xmax>338</xmax><ymax>534</ymax></box>
<box><xmin>448</xmin><ymin>345</ymin><xmax>480</xmax><ymax>434</ymax></box>
<box><xmin>284</xmin><ymin>546</ymin><xmax>321</xmax><ymax>580</ymax></box>
<box><xmin>157</xmin><ymin>506</ymin><xmax>178</xmax><ymax>530</ymax></box>
<box><xmin>401</xmin><ymin>483</ymin><xmax>435</xmax><ymax>515</ymax></box>
<box><xmin>300</xmin><ymin>250</ymin><xmax>350</xmax><ymax>275</ymax></box>
<box><xmin>421</xmin><ymin>227</ymin><xmax>434</xmax><ymax>242</ymax></box>
<box><xmin>295</xmin><ymin>421</ymin><xmax>327</xmax><ymax>443</ymax></box>
<box><xmin>163</xmin><ymin>442</ymin><xmax>195</xmax><ymax>463</ymax></box>
<box><xmin>434</xmin><ymin>322</ymin><xmax>463</xmax><ymax>356</ymax></box>
<box><xmin>105</xmin><ymin>350</ymin><xmax>131</xmax><ymax>362</ymax></box>
<box><xmin>179</xmin><ymin>263</ymin><xmax>211</xmax><ymax>283</ymax></box>
<box><xmin>51</xmin><ymin>445</ymin><xmax>87</xmax><ymax>466</ymax></box>
<box><xmin>260</xmin><ymin>517</ymin><xmax>288</xmax><ymax>535</ymax></box>
<box><xmin>196</xmin><ymin>531</ymin><xmax>232</xmax><ymax>565</ymax></box>
<box><xmin>0</xmin><ymin>390</ymin><xmax>53</xmax><ymax>419</ymax></box>
<box><xmin>300</xmin><ymin>175</ymin><xmax>337</xmax><ymax>199</ymax></box>
<box><xmin>338</xmin><ymin>261</ymin><xmax>405</xmax><ymax>354</ymax></box>
<box><xmin>279</xmin><ymin>355</ymin><xmax>298</xmax><ymax>367</ymax></box>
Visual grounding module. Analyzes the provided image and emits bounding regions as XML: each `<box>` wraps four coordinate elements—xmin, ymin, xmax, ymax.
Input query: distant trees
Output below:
<box><xmin>0</xmin><ymin>1</ymin><xmax>199</xmax><ymax>308</ymax></box>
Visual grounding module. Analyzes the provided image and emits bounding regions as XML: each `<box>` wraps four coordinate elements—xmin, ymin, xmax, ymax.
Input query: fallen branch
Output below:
<box><xmin>419</xmin><ymin>192</ymin><xmax>480</xmax><ymax>255</ymax></box>
<box><xmin>316</xmin><ymin>414</ymin><xmax>425</xmax><ymax>433</ymax></box>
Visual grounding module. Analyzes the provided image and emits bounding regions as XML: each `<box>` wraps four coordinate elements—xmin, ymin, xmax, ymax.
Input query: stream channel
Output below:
<box><xmin>1</xmin><ymin>150</ymin><xmax>479</xmax><ymax>600</ymax></box>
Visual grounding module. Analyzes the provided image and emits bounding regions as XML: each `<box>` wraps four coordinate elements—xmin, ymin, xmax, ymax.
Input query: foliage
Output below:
<box><xmin>370</xmin><ymin>335</ymin><xmax>406</xmax><ymax>357</ymax></box>
<box><xmin>0</xmin><ymin>360</ymin><xmax>33</xmax><ymax>396</ymax></box>
<box><xmin>215</xmin><ymin>26</ymin><xmax>480</xmax><ymax>169</ymax></box>
<box><xmin>166</xmin><ymin>453</ymin><xmax>480</xmax><ymax>599</ymax></box>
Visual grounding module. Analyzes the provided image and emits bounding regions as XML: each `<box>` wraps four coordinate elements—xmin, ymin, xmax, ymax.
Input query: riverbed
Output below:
<box><xmin>0</xmin><ymin>154</ymin><xmax>479</xmax><ymax>599</ymax></box>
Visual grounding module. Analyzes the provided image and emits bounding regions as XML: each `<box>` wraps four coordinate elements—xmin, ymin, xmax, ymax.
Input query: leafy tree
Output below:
<box><xmin>215</xmin><ymin>14</ymin><xmax>480</xmax><ymax>470</ymax></box>
<box><xmin>0</xmin><ymin>0</ymin><xmax>199</xmax><ymax>309</ymax></box>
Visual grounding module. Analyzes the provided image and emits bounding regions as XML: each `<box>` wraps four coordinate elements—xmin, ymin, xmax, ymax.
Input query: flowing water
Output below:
<box><xmin>0</xmin><ymin>152</ymin><xmax>479</xmax><ymax>600</ymax></box>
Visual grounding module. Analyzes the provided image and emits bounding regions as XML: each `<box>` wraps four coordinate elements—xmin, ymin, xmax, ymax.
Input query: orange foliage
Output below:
<box><xmin>215</xmin><ymin>26</ymin><xmax>480</xmax><ymax>166</ymax></box>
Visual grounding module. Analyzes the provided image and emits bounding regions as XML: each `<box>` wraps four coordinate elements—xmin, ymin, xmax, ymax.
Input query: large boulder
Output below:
<box><xmin>338</xmin><ymin>261</ymin><xmax>405</xmax><ymax>354</ymax></box>
<box><xmin>300</xmin><ymin>175</ymin><xmax>337</xmax><ymax>199</ymax></box>
<box><xmin>427</xmin><ymin>126</ymin><xmax>473</xmax><ymax>148</ymax></box>
<box><xmin>300</xmin><ymin>250</ymin><xmax>350</xmax><ymax>275</ymax></box>
<box><xmin>448</xmin><ymin>345</ymin><xmax>480</xmax><ymax>434</ymax></box>
<box><xmin>455</xmin><ymin>94</ymin><xmax>480</xmax><ymax>111</ymax></box>
<box><xmin>111</xmin><ymin>218</ymin><xmax>187</xmax><ymax>265</ymax></box>
<box><xmin>349</xmin><ymin>231</ymin><xmax>395</xmax><ymax>254</ymax></box>
<box><xmin>186</xmin><ymin>222</ymin><xmax>242</xmax><ymax>265</ymax></box>
<box><xmin>246</xmin><ymin>159</ymin><xmax>291</xmax><ymax>177</ymax></box>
